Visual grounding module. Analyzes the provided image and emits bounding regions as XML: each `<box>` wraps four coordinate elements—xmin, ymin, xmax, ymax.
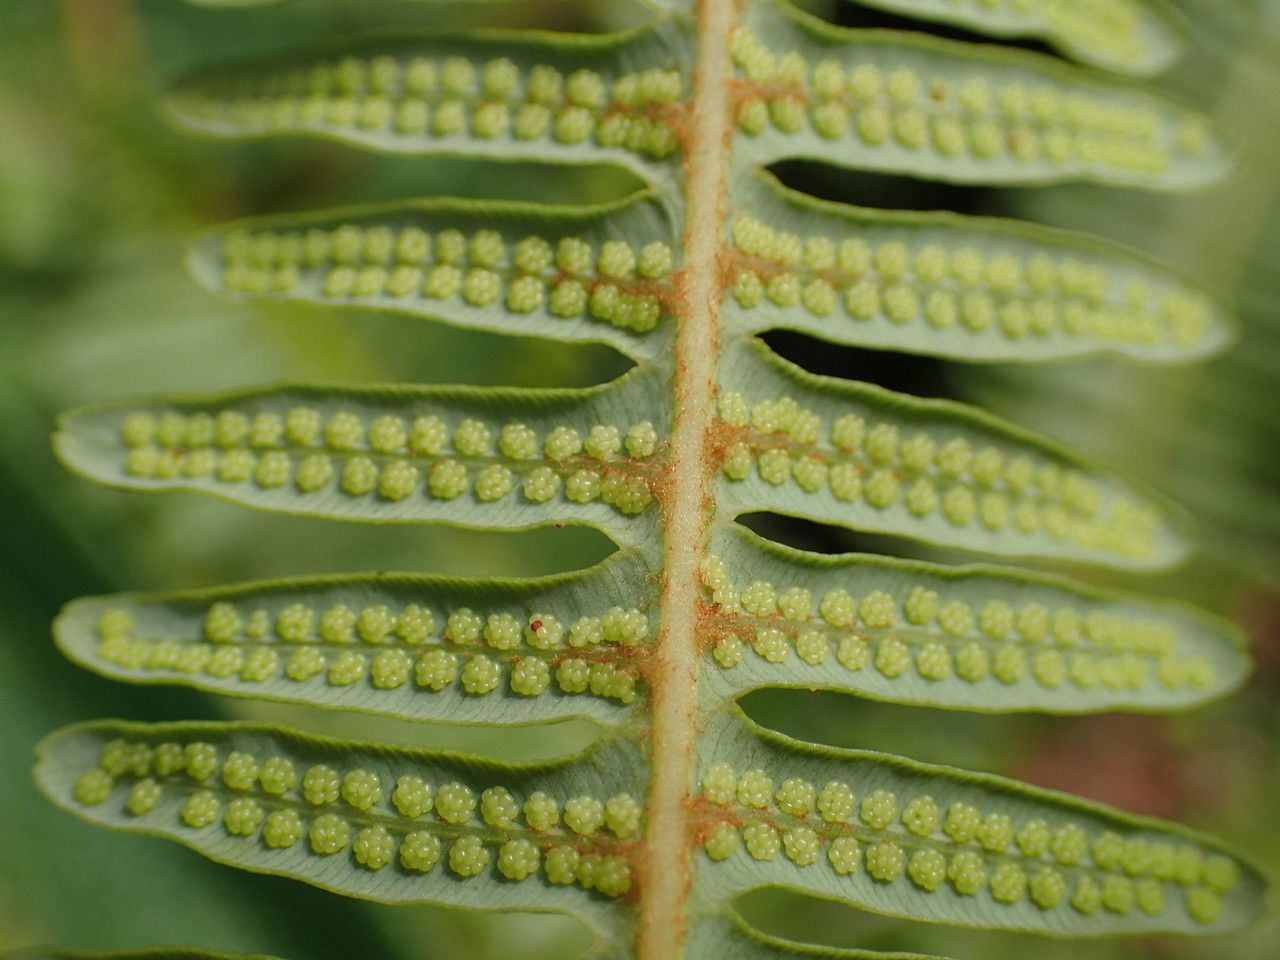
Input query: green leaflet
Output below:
<box><xmin>698</xmin><ymin>526</ymin><xmax>1247</xmax><ymax>713</ymax></box>
<box><xmin>187</xmin><ymin>192</ymin><xmax>679</xmax><ymax>361</ymax></box>
<box><xmin>692</xmin><ymin>711</ymin><xmax>1266</xmax><ymax>938</ymax></box>
<box><xmin>688</xmin><ymin>913</ymin><xmax>951</xmax><ymax>960</ymax></box>
<box><xmin>162</xmin><ymin>25</ymin><xmax>690</xmax><ymax>180</ymax></box>
<box><xmin>715</xmin><ymin>339</ymin><xmax>1186</xmax><ymax>570</ymax></box>
<box><xmin>732</xmin><ymin>1</ymin><xmax>1227</xmax><ymax>190</ymax></box>
<box><xmin>35</xmin><ymin>720</ymin><xmax>645</xmax><ymax>942</ymax></box>
<box><xmin>52</xmin><ymin>370</ymin><xmax>666</xmax><ymax>547</ymax></box>
<box><xmin>723</xmin><ymin>171</ymin><xmax>1232</xmax><ymax>364</ymax></box>
<box><xmin>833</xmin><ymin>0</ymin><xmax>1183</xmax><ymax>76</ymax></box>
<box><xmin>55</xmin><ymin>553</ymin><xmax>655</xmax><ymax>728</ymax></box>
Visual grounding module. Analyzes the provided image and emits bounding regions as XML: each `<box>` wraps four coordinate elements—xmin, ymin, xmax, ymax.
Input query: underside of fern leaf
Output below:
<box><xmin>37</xmin><ymin>1</ymin><xmax>1267</xmax><ymax>960</ymax></box>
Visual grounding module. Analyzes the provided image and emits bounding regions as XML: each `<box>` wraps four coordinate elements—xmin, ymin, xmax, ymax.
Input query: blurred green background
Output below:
<box><xmin>0</xmin><ymin>2</ymin><xmax>1276</xmax><ymax>959</ymax></box>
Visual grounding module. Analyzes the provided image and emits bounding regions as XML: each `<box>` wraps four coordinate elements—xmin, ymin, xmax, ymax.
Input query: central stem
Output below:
<box><xmin>636</xmin><ymin>1</ymin><xmax>736</xmax><ymax>957</ymax></box>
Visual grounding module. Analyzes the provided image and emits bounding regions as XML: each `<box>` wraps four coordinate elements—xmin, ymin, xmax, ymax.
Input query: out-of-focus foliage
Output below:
<box><xmin>1</xmin><ymin>1</ymin><xmax>1276</xmax><ymax>958</ymax></box>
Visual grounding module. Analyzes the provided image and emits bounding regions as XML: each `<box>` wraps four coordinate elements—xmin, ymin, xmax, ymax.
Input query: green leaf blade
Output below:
<box><xmin>163</xmin><ymin>27</ymin><xmax>690</xmax><ymax>178</ymax></box>
<box><xmin>188</xmin><ymin>194</ymin><xmax>680</xmax><ymax>361</ymax></box>
<box><xmin>833</xmin><ymin>0</ymin><xmax>1184</xmax><ymax>76</ymax></box>
<box><xmin>692</xmin><ymin>712</ymin><xmax>1267</xmax><ymax>938</ymax></box>
<box><xmin>732</xmin><ymin>3</ymin><xmax>1227</xmax><ymax>190</ymax></box>
<box><xmin>35</xmin><ymin>2</ymin><xmax>1270</xmax><ymax>957</ymax></box>
<box><xmin>689</xmin><ymin>913</ymin><xmax>953</xmax><ymax>959</ymax></box>
<box><xmin>698</xmin><ymin>527</ymin><xmax>1247</xmax><ymax>713</ymax></box>
<box><xmin>724</xmin><ymin>171</ymin><xmax>1232</xmax><ymax>364</ymax></box>
<box><xmin>35</xmin><ymin>720</ymin><xmax>646</xmax><ymax>935</ymax></box>
<box><xmin>52</xmin><ymin>374</ymin><xmax>666</xmax><ymax>543</ymax></box>
<box><xmin>715</xmin><ymin>340</ymin><xmax>1188</xmax><ymax>570</ymax></box>
<box><xmin>56</xmin><ymin>556</ymin><xmax>654</xmax><ymax>728</ymax></box>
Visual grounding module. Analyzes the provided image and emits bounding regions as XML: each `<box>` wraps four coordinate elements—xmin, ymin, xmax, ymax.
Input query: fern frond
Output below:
<box><xmin>52</xmin><ymin>372</ymin><xmax>664</xmax><ymax>541</ymax></box>
<box><xmin>186</xmin><ymin>194</ymin><xmax>679</xmax><ymax>361</ymax></box>
<box><xmin>689</xmin><ymin>913</ymin><xmax>952</xmax><ymax>960</ymax></box>
<box><xmin>35</xmin><ymin>1</ymin><xmax>1266</xmax><ymax>958</ymax></box>
<box><xmin>692</xmin><ymin>711</ymin><xmax>1266</xmax><ymax>937</ymax></box>
<box><xmin>832</xmin><ymin>0</ymin><xmax>1184</xmax><ymax>76</ymax></box>
<box><xmin>725</xmin><ymin>171</ymin><xmax>1232</xmax><ymax>363</ymax></box>
<box><xmin>733</xmin><ymin>2</ymin><xmax>1225</xmax><ymax>190</ymax></box>
<box><xmin>716</xmin><ymin>340</ymin><xmax>1185</xmax><ymax>569</ymax></box>
<box><xmin>36</xmin><ymin>720</ymin><xmax>645</xmax><ymax>942</ymax></box>
<box><xmin>698</xmin><ymin>527</ymin><xmax>1247</xmax><ymax>713</ymax></box>
<box><xmin>163</xmin><ymin>25</ymin><xmax>689</xmax><ymax>180</ymax></box>
<box><xmin>55</xmin><ymin>556</ymin><xmax>654</xmax><ymax>727</ymax></box>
